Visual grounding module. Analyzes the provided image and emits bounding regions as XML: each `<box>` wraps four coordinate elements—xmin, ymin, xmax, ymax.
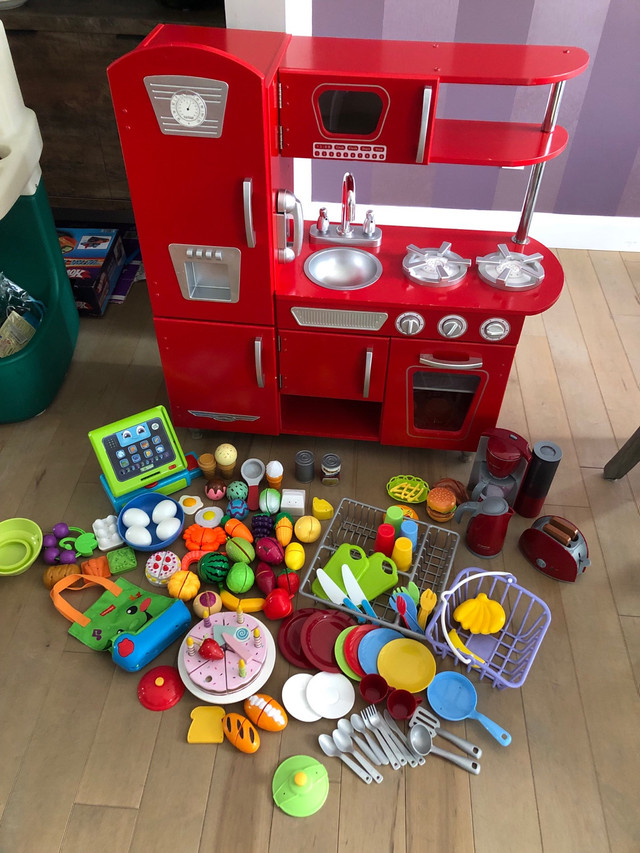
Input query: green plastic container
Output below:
<box><xmin>0</xmin><ymin>181</ymin><xmax>79</xmax><ymax>422</ymax></box>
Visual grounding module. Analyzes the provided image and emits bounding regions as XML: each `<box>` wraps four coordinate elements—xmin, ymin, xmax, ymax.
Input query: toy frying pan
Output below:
<box><xmin>426</xmin><ymin>671</ymin><xmax>511</xmax><ymax>747</ymax></box>
<box><xmin>240</xmin><ymin>458</ymin><xmax>265</xmax><ymax>510</ymax></box>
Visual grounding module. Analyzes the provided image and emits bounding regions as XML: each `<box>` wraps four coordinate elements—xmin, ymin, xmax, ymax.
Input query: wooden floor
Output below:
<box><xmin>0</xmin><ymin>248</ymin><xmax>639</xmax><ymax>853</ymax></box>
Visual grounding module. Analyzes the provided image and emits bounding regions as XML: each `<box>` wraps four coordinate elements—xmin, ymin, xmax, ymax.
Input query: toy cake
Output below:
<box><xmin>182</xmin><ymin>610</ymin><xmax>268</xmax><ymax>695</ymax></box>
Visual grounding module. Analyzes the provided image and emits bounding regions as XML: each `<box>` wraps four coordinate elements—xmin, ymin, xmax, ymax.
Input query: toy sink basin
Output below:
<box><xmin>0</xmin><ymin>518</ymin><xmax>43</xmax><ymax>575</ymax></box>
<box><xmin>304</xmin><ymin>247</ymin><xmax>382</xmax><ymax>290</ymax></box>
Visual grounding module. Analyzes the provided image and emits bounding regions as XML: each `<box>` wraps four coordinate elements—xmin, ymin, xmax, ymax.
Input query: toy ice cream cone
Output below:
<box><xmin>198</xmin><ymin>452</ymin><xmax>217</xmax><ymax>479</ymax></box>
<box><xmin>266</xmin><ymin>460</ymin><xmax>284</xmax><ymax>489</ymax></box>
<box><xmin>215</xmin><ymin>443</ymin><xmax>237</xmax><ymax>479</ymax></box>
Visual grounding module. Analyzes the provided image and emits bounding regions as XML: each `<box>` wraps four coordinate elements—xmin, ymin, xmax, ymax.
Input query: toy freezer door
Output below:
<box><xmin>154</xmin><ymin>317</ymin><xmax>280</xmax><ymax>434</ymax></box>
<box><xmin>109</xmin><ymin>42</ymin><xmax>277</xmax><ymax>326</ymax></box>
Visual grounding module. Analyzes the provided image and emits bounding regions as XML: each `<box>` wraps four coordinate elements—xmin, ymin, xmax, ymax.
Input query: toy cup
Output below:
<box><xmin>359</xmin><ymin>673</ymin><xmax>390</xmax><ymax>704</ymax></box>
<box><xmin>374</xmin><ymin>523</ymin><xmax>396</xmax><ymax>557</ymax></box>
<box><xmin>387</xmin><ymin>688</ymin><xmax>422</xmax><ymax>720</ymax></box>
<box><xmin>391</xmin><ymin>536</ymin><xmax>413</xmax><ymax>572</ymax></box>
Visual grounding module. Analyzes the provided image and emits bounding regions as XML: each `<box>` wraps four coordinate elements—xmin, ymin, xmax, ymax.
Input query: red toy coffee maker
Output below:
<box><xmin>467</xmin><ymin>428</ymin><xmax>531</xmax><ymax>507</ymax></box>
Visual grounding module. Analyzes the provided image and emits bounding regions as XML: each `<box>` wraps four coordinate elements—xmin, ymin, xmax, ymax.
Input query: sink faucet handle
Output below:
<box><xmin>363</xmin><ymin>209</ymin><xmax>376</xmax><ymax>237</ymax></box>
<box><xmin>316</xmin><ymin>207</ymin><xmax>330</xmax><ymax>233</ymax></box>
<box><xmin>338</xmin><ymin>171</ymin><xmax>356</xmax><ymax>236</ymax></box>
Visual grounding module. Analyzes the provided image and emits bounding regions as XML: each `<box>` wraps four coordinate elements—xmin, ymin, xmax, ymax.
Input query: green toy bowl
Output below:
<box><xmin>0</xmin><ymin>518</ymin><xmax>43</xmax><ymax>576</ymax></box>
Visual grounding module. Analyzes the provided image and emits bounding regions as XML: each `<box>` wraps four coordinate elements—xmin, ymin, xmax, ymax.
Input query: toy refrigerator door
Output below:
<box><xmin>154</xmin><ymin>317</ymin><xmax>280</xmax><ymax>434</ymax></box>
<box><xmin>109</xmin><ymin>39</ymin><xmax>277</xmax><ymax>326</ymax></box>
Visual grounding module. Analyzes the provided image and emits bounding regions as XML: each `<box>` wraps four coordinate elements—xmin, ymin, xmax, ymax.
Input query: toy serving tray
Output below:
<box><xmin>89</xmin><ymin>406</ymin><xmax>188</xmax><ymax>499</ymax></box>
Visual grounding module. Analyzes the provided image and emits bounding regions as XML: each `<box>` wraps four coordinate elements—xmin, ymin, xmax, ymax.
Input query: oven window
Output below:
<box><xmin>412</xmin><ymin>371</ymin><xmax>481</xmax><ymax>432</ymax></box>
<box><xmin>317</xmin><ymin>89</ymin><xmax>384</xmax><ymax>136</ymax></box>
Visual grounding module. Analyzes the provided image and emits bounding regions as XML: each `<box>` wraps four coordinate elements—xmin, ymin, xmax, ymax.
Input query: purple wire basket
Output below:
<box><xmin>424</xmin><ymin>567</ymin><xmax>551</xmax><ymax>689</ymax></box>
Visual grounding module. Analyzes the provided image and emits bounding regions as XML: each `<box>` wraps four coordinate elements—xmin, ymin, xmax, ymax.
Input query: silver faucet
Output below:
<box><xmin>337</xmin><ymin>172</ymin><xmax>356</xmax><ymax>235</ymax></box>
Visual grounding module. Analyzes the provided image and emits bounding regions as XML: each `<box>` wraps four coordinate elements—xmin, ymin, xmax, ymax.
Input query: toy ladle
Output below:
<box><xmin>408</xmin><ymin>723</ymin><xmax>481</xmax><ymax>774</ymax></box>
<box><xmin>240</xmin><ymin>458</ymin><xmax>265</xmax><ymax>510</ymax></box>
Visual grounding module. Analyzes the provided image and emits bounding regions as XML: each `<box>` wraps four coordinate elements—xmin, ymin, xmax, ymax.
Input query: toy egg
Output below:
<box><xmin>226</xmin><ymin>562</ymin><xmax>255</xmax><ymax>595</ymax></box>
<box><xmin>263</xmin><ymin>588</ymin><xmax>294</xmax><ymax>620</ymax></box>
<box><xmin>227</xmin><ymin>480</ymin><xmax>249</xmax><ymax>501</ymax></box>
<box><xmin>226</xmin><ymin>498</ymin><xmax>249</xmax><ymax>520</ymax></box>
<box><xmin>125</xmin><ymin>525</ymin><xmax>153</xmax><ymax>548</ymax></box>
<box><xmin>178</xmin><ymin>495</ymin><xmax>203</xmax><ymax>515</ymax></box>
<box><xmin>255</xmin><ymin>563</ymin><xmax>278</xmax><ymax>595</ymax></box>
<box><xmin>152</xmin><ymin>499</ymin><xmax>178</xmax><ymax>524</ymax></box>
<box><xmin>167</xmin><ymin>569</ymin><xmax>201</xmax><ymax>601</ymax></box>
<box><xmin>205</xmin><ymin>479</ymin><xmax>226</xmax><ymax>501</ymax></box>
<box><xmin>274</xmin><ymin>513</ymin><xmax>293</xmax><ymax>547</ymax></box>
<box><xmin>155</xmin><ymin>516</ymin><xmax>182</xmax><ymax>543</ymax></box>
<box><xmin>284</xmin><ymin>541</ymin><xmax>305</xmax><ymax>572</ymax></box>
<box><xmin>222</xmin><ymin>712</ymin><xmax>260</xmax><ymax>754</ymax></box>
<box><xmin>244</xmin><ymin>694</ymin><xmax>288</xmax><ymax>732</ymax></box>
<box><xmin>225</xmin><ymin>537</ymin><xmax>255</xmax><ymax>565</ymax></box>
<box><xmin>145</xmin><ymin>550</ymin><xmax>180</xmax><ymax>586</ymax></box>
<box><xmin>193</xmin><ymin>590</ymin><xmax>223</xmax><ymax>618</ymax></box>
<box><xmin>259</xmin><ymin>488</ymin><xmax>281</xmax><ymax>514</ymax></box>
<box><xmin>121</xmin><ymin>508</ymin><xmax>150</xmax><ymax>528</ymax></box>
<box><xmin>195</xmin><ymin>506</ymin><xmax>224</xmax><ymax>528</ymax></box>
<box><xmin>255</xmin><ymin>536</ymin><xmax>285</xmax><ymax>565</ymax></box>
<box><xmin>294</xmin><ymin>515</ymin><xmax>322</xmax><ymax>544</ymax></box>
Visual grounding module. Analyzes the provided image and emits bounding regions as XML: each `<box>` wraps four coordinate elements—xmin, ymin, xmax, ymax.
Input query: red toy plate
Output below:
<box><xmin>299</xmin><ymin>610</ymin><xmax>357</xmax><ymax>673</ymax></box>
<box><xmin>343</xmin><ymin>624</ymin><xmax>379</xmax><ymax>678</ymax></box>
<box><xmin>277</xmin><ymin>607</ymin><xmax>320</xmax><ymax>669</ymax></box>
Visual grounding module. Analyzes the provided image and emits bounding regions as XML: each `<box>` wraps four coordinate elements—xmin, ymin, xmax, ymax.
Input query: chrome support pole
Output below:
<box><xmin>513</xmin><ymin>81</ymin><xmax>566</xmax><ymax>245</ymax></box>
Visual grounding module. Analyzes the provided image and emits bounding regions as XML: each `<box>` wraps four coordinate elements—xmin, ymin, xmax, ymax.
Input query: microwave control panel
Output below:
<box><xmin>313</xmin><ymin>142</ymin><xmax>387</xmax><ymax>160</ymax></box>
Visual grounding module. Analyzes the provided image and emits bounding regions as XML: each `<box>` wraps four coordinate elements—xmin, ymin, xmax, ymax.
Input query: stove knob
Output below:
<box><xmin>438</xmin><ymin>315</ymin><xmax>467</xmax><ymax>339</ymax></box>
<box><xmin>480</xmin><ymin>317</ymin><xmax>511</xmax><ymax>341</ymax></box>
<box><xmin>396</xmin><ymin>312</ymin><xmax>425</xmax><ymax>336</ymax></box>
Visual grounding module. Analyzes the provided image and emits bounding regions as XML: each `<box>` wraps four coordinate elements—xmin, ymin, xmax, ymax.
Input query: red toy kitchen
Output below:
<box><xmin>107</xmin><ymin>26</ymin><xmax>588</xmax><ymax>452</ymax></box>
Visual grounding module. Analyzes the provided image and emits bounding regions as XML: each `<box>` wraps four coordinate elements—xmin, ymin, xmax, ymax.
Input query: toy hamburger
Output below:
<box><xmin>426</xmin><ymin>486</ymin><xmax>457</xmax><ymax>522</ymax></box>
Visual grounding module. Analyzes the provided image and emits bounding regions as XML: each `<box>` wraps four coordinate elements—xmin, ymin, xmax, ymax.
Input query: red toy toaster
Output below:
<box><xmin>518</xmin><ymin>515</ymin><xmax>590</xmax><ymax>582</ymax></box>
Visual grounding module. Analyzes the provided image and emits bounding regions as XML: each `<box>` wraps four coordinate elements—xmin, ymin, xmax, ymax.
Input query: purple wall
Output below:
<box><xmin>311</xmin><ymin>0</ymin><xmax>640</xmax><ymax>217</ymax></box>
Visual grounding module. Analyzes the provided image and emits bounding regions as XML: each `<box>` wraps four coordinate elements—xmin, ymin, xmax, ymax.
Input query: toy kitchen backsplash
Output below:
<box><xmin>107</xmin><ymin>25</ymin><xmax>588</xmax><ymax>452</ymax></box>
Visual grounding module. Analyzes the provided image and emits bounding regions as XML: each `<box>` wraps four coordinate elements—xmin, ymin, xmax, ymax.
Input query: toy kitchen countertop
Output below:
<box><xmin>275</xmin><ymin>223</ymin><xmax>564</xmax><ymax>341</ymax></box>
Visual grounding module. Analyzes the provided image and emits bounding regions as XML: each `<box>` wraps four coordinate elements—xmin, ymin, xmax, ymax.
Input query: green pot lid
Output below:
<box><xmin>272</xmin><ymin>755</ymin><xmax>329</xmax><ymax>818</ymax></box>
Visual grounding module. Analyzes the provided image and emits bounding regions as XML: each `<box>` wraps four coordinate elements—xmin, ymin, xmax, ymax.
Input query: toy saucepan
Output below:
<box><xmin>240</xmin><ymin>458</ymin><xmax>266</xmax><ymax>510</ymax></box>
<box><xmin>426</xmin><ymin>671</ymin><xmax>511</xmax><ymax>747</ymax></box>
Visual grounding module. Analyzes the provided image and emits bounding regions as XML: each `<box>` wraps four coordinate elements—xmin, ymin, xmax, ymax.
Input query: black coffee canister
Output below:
<box><xmin>515</xmin><ymin>440</ymin><xmax>563</xmax><ymax>518</ymax></box>
<box><xmin>295</xmin><ymin>450</ymin><xmax>315</xmax><ymax>483</ymax></box>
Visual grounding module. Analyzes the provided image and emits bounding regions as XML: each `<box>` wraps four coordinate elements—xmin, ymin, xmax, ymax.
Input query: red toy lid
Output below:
<box><xmin>137</xmin><ymin>665</ymin><xmax>185</xmax><ymax>711</ymax></box>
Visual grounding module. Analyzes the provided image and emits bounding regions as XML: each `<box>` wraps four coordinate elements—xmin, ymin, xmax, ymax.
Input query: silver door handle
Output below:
<box><xmin>276</xmin><ymin>189</ymin><xmax>303</xmax><ymax>262</ymax></box>
<box><xmin>362</xmin><ymin>347</ymin><xmax>373</xmax><ymax>398</ymax></box>
<box><xmin>416</xmin><ymin>86</ymin><xmax>433</xmax><ymax>164</ymax></box>
<box><xmin>254</xmin><ymin>336</ymin><xmax>265</xmax><ymax>388</ymax></box>
<box><xmin>243</xmin><ymin>178</ymin><xmax>256</xmax><ymax>248</ymax></box>
<box><xmin>419</xmin><ymin>354</ymin><xmax>483</xmax><ymax>370</ymax></box>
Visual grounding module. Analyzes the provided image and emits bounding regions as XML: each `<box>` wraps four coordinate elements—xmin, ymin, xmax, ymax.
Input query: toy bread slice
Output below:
<box><xmin>187</xmin><ymin>705</ymin><xmax>225</xmax><ymax>743</ymax></box>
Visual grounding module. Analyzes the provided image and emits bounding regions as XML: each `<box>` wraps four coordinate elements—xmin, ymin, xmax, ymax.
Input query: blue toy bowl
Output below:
<box><xmin>117</xmin><ymin>492</ymin><xmax>185</xmax><ymax>552</ymax></box>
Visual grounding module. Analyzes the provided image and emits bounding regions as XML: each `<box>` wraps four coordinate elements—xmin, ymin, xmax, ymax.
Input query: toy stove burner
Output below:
<box><xmin>476</xmin><ymin>243</ymin><xmax>545</xmax><ymax>291</ymax></box>
<box><xmin>402</xmin><ymin>242</ymin><xmax>472</xmax><ymax>287</ymax></box>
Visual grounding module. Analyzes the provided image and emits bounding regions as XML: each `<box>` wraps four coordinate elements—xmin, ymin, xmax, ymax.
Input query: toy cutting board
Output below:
<box><xmin>311</xmin><ymin>543</ymin><xmax>398</xmax><ymax>602</ymax></box>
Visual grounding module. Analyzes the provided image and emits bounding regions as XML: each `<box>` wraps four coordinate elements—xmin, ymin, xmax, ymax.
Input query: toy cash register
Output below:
<box><xmin>89</xmin><ymin>406</ymin><xmax>201</xmax><ymax>511</ymax></box>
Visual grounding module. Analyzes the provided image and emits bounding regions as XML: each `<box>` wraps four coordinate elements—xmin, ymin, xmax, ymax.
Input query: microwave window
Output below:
<box><xmin>317</xmin><ymin>90</ymin><xmax>384</xmax><ymax>136</ymax></box>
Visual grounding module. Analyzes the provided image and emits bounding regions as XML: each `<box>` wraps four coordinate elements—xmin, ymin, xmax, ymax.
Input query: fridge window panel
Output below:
<box><xmin>411</xmin><ymin>370</ymin><xmax>482</xmax><ymax>432</ymax></box>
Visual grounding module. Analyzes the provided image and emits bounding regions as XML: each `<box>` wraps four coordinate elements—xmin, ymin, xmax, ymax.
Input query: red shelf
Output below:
<box><xmin>280</xmin><ymin>395</ymin><xmax>382</xmax><ymax>441</ymax></box>
<box><xmin>430</xmin><ymin>120</ymin><xmax>568</xmax><ymax>167</ymax></box>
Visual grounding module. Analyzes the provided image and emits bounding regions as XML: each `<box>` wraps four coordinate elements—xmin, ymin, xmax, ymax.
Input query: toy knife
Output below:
<box><xmin>341</xmin><ymin>564</ymin><xmax>377</xmax><ymax>619</ymax></box>
<box><xmin>316</xmin><ymin>569</ymin><xmax>363</xmax><ymax>617</ymax></box>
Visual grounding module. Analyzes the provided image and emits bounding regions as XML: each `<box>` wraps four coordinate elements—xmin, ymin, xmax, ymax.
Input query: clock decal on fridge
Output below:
<box><xmin>170</xmin><ymin>90</ymin><xmax>207</xmax><ymax>127</ymax></box>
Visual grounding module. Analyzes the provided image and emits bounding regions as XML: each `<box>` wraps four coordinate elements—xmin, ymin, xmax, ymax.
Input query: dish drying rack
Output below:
<box><xmin>424</xmin><ymin>567</ymin><xmax>552</xmax><ymax>689</ymax></box>
<box><xmin>299</xmin><ymin>498</ymin><xmax>459</xmax><ymax>641</ymax></box>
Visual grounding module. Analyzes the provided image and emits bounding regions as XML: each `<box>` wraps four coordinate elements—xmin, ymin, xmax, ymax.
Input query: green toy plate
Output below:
<box><xmin>334</xmin><ymin>627</ymin><xmax>362</xmax><ymax>681</ymax></box>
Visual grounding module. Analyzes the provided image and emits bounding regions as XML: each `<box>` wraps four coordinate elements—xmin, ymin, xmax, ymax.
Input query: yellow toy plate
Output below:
<box><xmin>377</xmin><ymin>638</ymin><xmax>436</xmax><ymax>693</ymax></box>
<box><xmin>386</xmin><ymin>476</ymin><xmax>429</xmax><ymax>504</ymax></box>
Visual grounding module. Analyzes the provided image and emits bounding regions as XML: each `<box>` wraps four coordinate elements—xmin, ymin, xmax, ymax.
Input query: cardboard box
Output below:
<box><xmin>57</xmin><ymin>228</ymin><xmax>126</xmax><ymax>316</ymax></box>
